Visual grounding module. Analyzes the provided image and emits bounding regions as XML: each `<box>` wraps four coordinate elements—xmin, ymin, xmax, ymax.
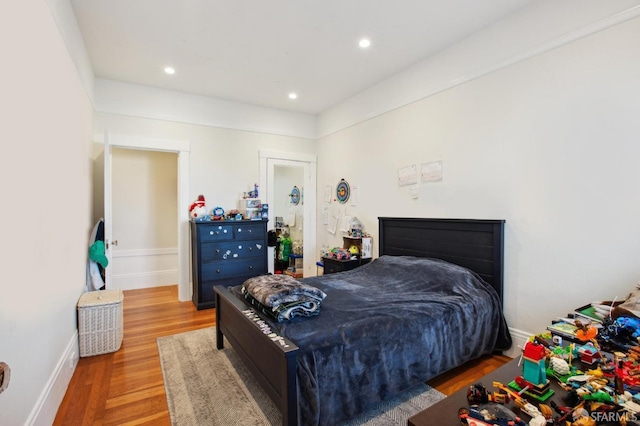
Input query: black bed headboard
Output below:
<box><xmin>378</xmin><ymin>217</ymin><xmax>505</xmax><ymax>303</ymax></box>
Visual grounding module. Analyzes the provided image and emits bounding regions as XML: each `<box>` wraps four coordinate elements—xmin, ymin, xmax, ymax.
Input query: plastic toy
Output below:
<box><xmin>243</xmin><ymin>183</ymin><xmax>259</xmax><ymax>199</ymax></box>
<box><xmin>599</xmin><ymin>316</ymin><xmax>640</xmax><ymax>351</ymax></box>
<box><xmin>458</xmin><ymin>404</ymin><xmax>527</xmax><ymax>426</ymax></box>
<box><xmin>575</xmin><ymin>319</ymin><xmax>599</xmax><ymax>342</ymax></box>
<box><xmin>349</xmin><ymin>216</ymin><xmax>363</xmax><ymax>237</ymax></box>
<box><xmin>211</xmin><ymin>206</ymin><xmax>225</xmax><ymax>220</ymax></box>
<box><xmin>492</xmin><ymin>381</ymin><xmax>551</xmax><ymax>425</ymax></box>
<box><xmin>578</xmin><ymin>342</ymin><xmax>602</xmax><ymax>365</ymax></box>
<box><xmin>511</xmin><ymin>341</ymin><xmax>554</xmax><ymax>401</ymax></box>
<box><xmin>467</xmin><ymin>383</ymin><xmax>509</xmax><ymax>405</ymax></box>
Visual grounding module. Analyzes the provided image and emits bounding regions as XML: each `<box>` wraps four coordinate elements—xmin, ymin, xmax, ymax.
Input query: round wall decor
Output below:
<box><xmin>290</xmin><ymin>186</ymin><xmax>301</xmax><ymax>205</ymax></box>
<box><xmin>336</xmin><ymin>179</ymin><xmax>350</xmax><ymax>204</ymax></box>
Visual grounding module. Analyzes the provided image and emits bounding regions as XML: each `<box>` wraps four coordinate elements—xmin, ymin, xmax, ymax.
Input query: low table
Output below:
<box><xmin>408</xmin><ymin>354</ymin><xmax>630</xmax><ymax>426</ymax></box>
<box><xmin>409</xmin><ymin>357</ymin><xmax>523</xmax><ymax>425</ymax></box>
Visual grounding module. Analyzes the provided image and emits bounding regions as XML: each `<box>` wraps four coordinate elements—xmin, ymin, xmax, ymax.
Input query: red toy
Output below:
<box><xmin>189</xmin><ymin>195</ymin><xmax>207</xmax><ymax>219</ymax></box>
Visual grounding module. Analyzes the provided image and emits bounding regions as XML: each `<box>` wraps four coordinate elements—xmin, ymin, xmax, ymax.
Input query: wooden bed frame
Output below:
<box><xmin>214</xmin><ymin>217</ymin><xmax>505</xmax><ymax>426</ymax></box>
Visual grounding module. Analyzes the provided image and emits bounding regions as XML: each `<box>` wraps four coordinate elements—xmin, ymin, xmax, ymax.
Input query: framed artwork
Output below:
<box><xmin>336</xmin><ymin>179</ymin><xmax>350</xmax><ymax>204</ymax></box>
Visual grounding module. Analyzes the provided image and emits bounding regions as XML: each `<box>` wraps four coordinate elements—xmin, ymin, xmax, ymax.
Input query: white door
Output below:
<box><xmin>260</xmin><ymin>150</ymin><xmax>317</xmax><ymax>277</ymax></box>
<box><xmin>101</xmin><ymin>132</ymin><xmax>192</xmax><ymax>301</ymax></box>
<box><xmin>103</xmin><ymin>130</ymin><xmax>114</xmax><ymax>288</ymax></box>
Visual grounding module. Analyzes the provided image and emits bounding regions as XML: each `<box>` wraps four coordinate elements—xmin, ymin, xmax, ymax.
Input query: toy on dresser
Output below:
<box><xmin>189</xmin><ymin>194</ymin><xmax>208</xmax><ymax>221</ymax></box>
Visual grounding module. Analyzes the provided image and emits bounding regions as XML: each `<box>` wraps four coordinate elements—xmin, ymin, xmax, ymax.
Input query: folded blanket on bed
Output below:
<box><xmin>242</xmin><ymin>274</ymin><xmax>326</xmax><ymax>307</ymax></box>
<box><xmin>241</xmin><ymin>288</ymin><xmax>322</xmax><ymax>322</ymax></box>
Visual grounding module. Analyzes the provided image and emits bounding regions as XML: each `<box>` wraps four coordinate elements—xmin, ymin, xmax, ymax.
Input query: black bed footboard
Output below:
<box><xmin>215</xmin><ymin>286</ymin><xmax>299</xmax><ymax>426</ymax></box>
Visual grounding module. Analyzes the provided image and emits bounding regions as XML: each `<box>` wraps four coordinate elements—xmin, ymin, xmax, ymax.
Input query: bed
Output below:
<box><xmin>214</xmin><ymin>217</ymin><xmax>511</xmax><ymax>425</ymax></box>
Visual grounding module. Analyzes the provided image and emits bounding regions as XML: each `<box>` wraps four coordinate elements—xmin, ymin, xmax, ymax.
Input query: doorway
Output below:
<box><xmin>100</xmin><ymin>132</ymin><xmax>191</xmax><ymax>302</ymax></box>
<box><xmin>111</xmin><ymin>148</ymin><xmax>178</xmax><ymax>290</ymax></box>
<box><xmin>259</xmin><ymin>150</ymin><xmax>317</xmax><ymax>277</ymax></box>
<box><xmin>273</xmin><ymin>165</ymin><xmax>304</xmax><ymax>274</ymax></box>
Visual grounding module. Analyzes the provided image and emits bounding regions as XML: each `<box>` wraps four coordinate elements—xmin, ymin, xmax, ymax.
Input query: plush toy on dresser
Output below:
<box><xmin>189</xmin><ymin>194</ymin><xmax>208</xmax><ymax>220</ymax></box>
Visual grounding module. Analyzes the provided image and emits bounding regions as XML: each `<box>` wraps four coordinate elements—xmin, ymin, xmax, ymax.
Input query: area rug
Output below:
<box><xmin>157</xmin><ymin>327</ymin><xmax>446</xmax><ymax>425</ymax></box>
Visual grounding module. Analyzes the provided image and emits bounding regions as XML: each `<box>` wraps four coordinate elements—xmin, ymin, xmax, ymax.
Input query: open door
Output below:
<box><xmin>100</xmin><ymin>131</ymin><xmax>191</xmax><ymax>300</ymax></box>
<box><xmin>260</xmin><ymin>150</ymin><xmax>317</xmax><ymax>277</ymax></box>
<box><xmin>103</xmin><ymin>130</ymin><xmax>114</xmax><ymax>288</ymax></box>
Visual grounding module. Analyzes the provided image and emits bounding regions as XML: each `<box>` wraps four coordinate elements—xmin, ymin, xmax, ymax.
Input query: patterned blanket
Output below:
<box><xmin>241</xmin><ymin>288</ymin><xmax>322</xmax><ymax>322</ymax></box>
<box><xmin>242</xmin><ymin>274</ymin><xmax>326</xmax><ymax>307</ymax></box>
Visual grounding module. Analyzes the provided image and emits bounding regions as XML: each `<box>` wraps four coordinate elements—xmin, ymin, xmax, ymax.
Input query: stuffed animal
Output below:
<box><xmin>189</xmin><ymin>195</ymin><xmax>207</xmax><ymax>219</ymax></box>
<box><xmin>330</xmin><ymin>247</ymin><xmax>351</xmax><ymax>260</ymax></box>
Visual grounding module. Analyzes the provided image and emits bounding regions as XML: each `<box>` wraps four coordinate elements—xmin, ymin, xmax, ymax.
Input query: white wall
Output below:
<box><xmin>95</xmin><ymin>79</ymin><xmax>317</xmax><ymax>140</ymax></box>
<box><xmin>316</xmin><ymin>12</ymin><xmax>640</xmax><ymax>353</ymax></box>
<box><xmin>0</xmin><ymin>1</ymin><xmax>94</xmax><ymax>425</ymax></box>
<box><xmin>92</xmin><ymin>114</ymin><xmax>317</xmax><ymax>295</ymax></box>
<box><xmin>94</xmin><ymin>113</ymin><xmax>317</xmax><ymax>222</ymax></box>
<box><xmin>318</xmin><ymin>0</ymin><xmax>640</xmax><ymax>137</ymax></box>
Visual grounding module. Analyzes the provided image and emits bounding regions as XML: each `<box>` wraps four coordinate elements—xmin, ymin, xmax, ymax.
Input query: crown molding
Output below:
<box><xmin>317</xmin><ymin>3</ymin><xmax>640</xmax><ymax>138</ymax></box>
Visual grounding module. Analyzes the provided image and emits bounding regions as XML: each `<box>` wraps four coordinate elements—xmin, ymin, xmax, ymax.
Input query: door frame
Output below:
<box><xmin>100</xmin><ymin>131</ymin><xmax>191</xmax><ymax>301</ymax></box>
<box><xmin>259</xmin><ymin>150</ymin><xmax>317</xmax><ymax>277</ymax></box>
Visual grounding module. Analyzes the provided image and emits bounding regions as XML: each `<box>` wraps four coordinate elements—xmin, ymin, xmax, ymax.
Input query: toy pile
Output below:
<box><xmin>188</xmin><ymin>184</ymin><xmax>267</xmax><ymax>222</ymax></box>
<box><xmin>326</xmin><ymin>247</ymin><xmax>351</xmax><ymax>260</ymax></box>
<box><xmin>460</xmin><ymin>284</ymin><xmax>640</xmax><ymax>426</ymax></box>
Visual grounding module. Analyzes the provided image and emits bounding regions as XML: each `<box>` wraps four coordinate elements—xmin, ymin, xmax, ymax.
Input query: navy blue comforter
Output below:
<box><xmin>234</xmin><ymin>255</ymin><xmax>512</xmax><ymax>425</ymax></box>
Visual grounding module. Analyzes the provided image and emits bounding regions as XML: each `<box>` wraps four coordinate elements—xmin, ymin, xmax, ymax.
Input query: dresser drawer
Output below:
<box><xmin>233</xmin><ymin>222</ymin><xmax>266</xmax><ymax>240</ymax></box>
<box><xmin>200</xmin><ymin>239</ymin><xmax>266</xmax><ymax>261</ymax></box>
<box><xmin>191</xmin><ymin>220</ymin><xmax>267</xmax><ymax>309</ymax></box>
<box><xmin>198</xmin><ymin>224</ymin><xmax>234</xmax><ymax>242</ymax></box>
<box><xmin>201</xmin><ymin>259</ymin><xmax>265</xmax><ymax>281</ymax></box>
<box><xmin>196</xmin><ymin>276</ymin><xmax>250</xmax><ymax>305</ymax></box>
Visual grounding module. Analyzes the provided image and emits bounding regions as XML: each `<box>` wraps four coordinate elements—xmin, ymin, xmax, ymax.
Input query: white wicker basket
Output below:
<box><xmin>77</xmin><ymin>289</ymin><xmax>124</xmax><ymax>357</ymax></box>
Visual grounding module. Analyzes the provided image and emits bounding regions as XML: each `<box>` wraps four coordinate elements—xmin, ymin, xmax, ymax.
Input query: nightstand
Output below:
<box><xmin>321</xmin><ymin>257</ymin><xmax>371</xmax><ymax>275</ymax></box>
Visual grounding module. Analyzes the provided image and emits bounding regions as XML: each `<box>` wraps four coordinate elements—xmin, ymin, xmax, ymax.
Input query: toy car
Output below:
<box><xmin>458</xmin><ymin>404</ymin><xmax>528</xmax><ymax>426</ymax></box>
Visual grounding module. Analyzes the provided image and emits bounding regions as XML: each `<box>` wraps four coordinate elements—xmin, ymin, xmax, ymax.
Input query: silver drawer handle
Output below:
<box><xmin>216</xmin><ymin>269</ymin><xmax>221</xmax><ymax>273</ymax></box>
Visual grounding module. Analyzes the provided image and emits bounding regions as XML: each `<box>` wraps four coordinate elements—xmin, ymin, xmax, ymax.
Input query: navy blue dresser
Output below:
<box><xmin>190</xmin><ymin>220</ymin><xmax>268</xmax><ymax>309</ymax></box>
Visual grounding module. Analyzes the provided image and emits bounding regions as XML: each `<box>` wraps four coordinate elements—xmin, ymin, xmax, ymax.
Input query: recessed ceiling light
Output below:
<box><xmin>359</xmin><ymin>38</ymin><xmax>371</xmax><ymax>48</ymax></box>
<box><xmin>288</xmin><ymin>93</ymin><xmax>298</xmax><ymax>100</ymax></box>
<box><xmin>164</xmin><ymin>67</ymin><xmax>176</xmax><ymax>75</ymax></box>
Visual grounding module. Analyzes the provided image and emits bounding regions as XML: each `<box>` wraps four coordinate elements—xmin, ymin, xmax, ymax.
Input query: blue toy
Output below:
<box><xmin>458</xmin><ymin>404</ymin><xmax>527</xmax><ymax>426</ymax></box>
<box><xmin>599</xmin><ymin>316</ymin><xmax>640</xmax><ymax>351</ymax></box>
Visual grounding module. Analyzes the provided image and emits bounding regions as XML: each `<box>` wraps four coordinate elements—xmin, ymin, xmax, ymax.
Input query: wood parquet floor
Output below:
<box><xmin>53</xmin><ymin>285</ymin><xmax>510</xmax><ymax>425</ymax></box>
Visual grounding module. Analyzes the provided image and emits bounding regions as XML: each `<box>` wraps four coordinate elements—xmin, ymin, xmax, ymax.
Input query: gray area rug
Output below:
<box><xmin>157</xmin><ymin>327</ymin><xmax>446</xmax><ymax>425</ymax></box>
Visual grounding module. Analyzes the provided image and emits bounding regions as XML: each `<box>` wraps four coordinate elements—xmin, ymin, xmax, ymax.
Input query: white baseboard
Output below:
<box><xmin>503</xmin><ymin>327</ymin><xmax>531</xmax><ymax>359</ymax></box>
<box><xmin>110</xmin><ymin>249</ymin><xmax>179</xmax><ymax>291</ymax></box>
<box><xmin>27</xmin><ymin>331</ymin><xmax>79</xmax><ymax>426</ymax></box>
<box><xmin>112</xmin><ymin>269</ymin><xmax>178</xmax><ymax>291</ymax></box>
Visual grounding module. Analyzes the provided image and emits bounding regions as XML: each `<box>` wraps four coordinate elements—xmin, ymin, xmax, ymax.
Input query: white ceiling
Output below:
<box><xmin>70</xmin><ymin>0</ymin><xmax>534</xmax><ymax>115</ymax></box>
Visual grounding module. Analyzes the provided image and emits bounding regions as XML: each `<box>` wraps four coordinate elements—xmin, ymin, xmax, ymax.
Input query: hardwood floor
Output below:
<box><xmin>54</xmin><ymin>285</ymin><xmax>510</xmax><ymax>425</ymax></box>
<box><xmin>54</xmin><ymin>286</ymin><xmax>214</xmax><ymax>426</ymax></box>
<box><xmin>426</xmin><ymin>352</ymin><xmax>512</xmax><ymax>395</ymax></box>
